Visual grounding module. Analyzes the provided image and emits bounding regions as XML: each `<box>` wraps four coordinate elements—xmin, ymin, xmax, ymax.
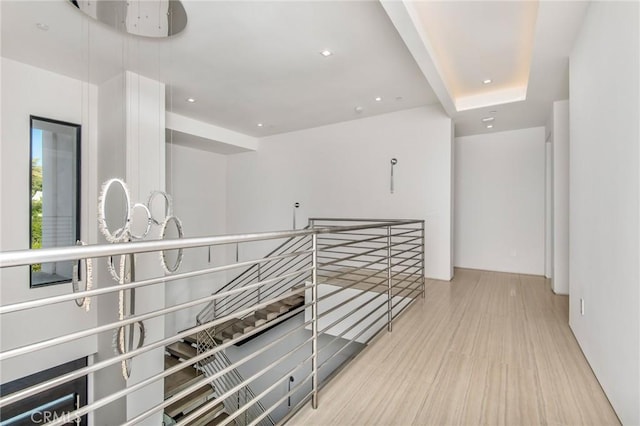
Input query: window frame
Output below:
<box><xmin>29</xmin><ymin>115</ymin><xmax>82</xmax><ymax>288</ymax></box>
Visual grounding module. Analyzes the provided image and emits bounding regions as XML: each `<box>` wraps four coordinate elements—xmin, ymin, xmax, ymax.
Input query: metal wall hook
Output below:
<box><xmin>390</xmin><ymin>158</ymin><xmax>398</xmax><ymax>194</ymax></box>
<box><xmin>293</xmin><ymin>202</ymin><xmax>300</xmax><ymax>229</ymax></box>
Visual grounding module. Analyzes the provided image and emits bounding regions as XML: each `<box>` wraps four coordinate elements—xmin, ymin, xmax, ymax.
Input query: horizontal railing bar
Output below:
<box><xmin>316</xmin><ymin>253</ymin><xmax>387</xmax><ymax>279</ymax></box>
<box><xmin>317</xmin><ymin>302</ymin><xmax>390</xmax><ymax>371</ymax></box>
<box><xmin>0</xmin><ymin>229</ymin><xmax>319</xmax><ymax>268</ymax></box>
<box><xmin>0</xmin><ymin>289</ymin><xmax>309</xmax><ymax>409</ymax></box>
<box><xmin>277</xmin><ymin>392</ymin><xmax>313</xmax><ymax>426</ymax></box>
<box><xmin>318</xmin><ymin>245</ymin><xmax>391</xmax><ymax>268</ymax></box>
<box><xmin>318</xmin><ymin>306</ymin><xmax>390</xmax><ymax>372</ymax></box>
<box><xmin>222</xmin><ymin>254</ymin><xmax>311</xmax><ymax>309</ymax></box>
<box><xmin>316</xmin><ymin>275</ymin><xmax>389</xmax><ymax>319</ymax></box>
<box><xmin>0</xmin><ymin>220</ymin><xmax>420</xmax><ymax>268</ymax></box>
<box><xmin>318</xmin><ymin>290</ymin><xmax>388</xmax><ymax>337</ymax></box>
<box><xmin>317</xmin><ymin>249</ymin><xmax>389</xmax><ymax>258</ymax></box>
<box><xmin>323</xmin><ymin>228</ymin><xmax>420</xmax><ymax>239</ymax></box>
<box><xmin>317</xmin><ymin>234</ymin><xmax>388</xmax><ymax>250</ymax></box>
<box><xmin>215</xmin><ymin>361</ymin><xmax>312</xmax><ymax>426</ymax></box>
<box><xmin>0</xmin><ymin>268</ymin><xmax>312</xmax><ymax>361</ymax></box>
<box><xmin>249</xmin><ymin>237</ymin><xmax>311</xmax><ymax>278</ymax></box>
<box><xmin>316</xmin><ymin>275</ymin><xmax>387</xmax><ymax>290</ymax></box>
<box><xmin>248</xmin><ymin>375</ymin><xmax>313</xmax><ymax>426</ymax></box>
<box><xmin>317</xmin><ymin>254</ymin><xmax>387</xmax><ymax>264</ymax></box>
<box><xmin>318</xmin><ymin>235</ymin><xmax>422</xmax><ymax>253</ymax></box>
<box><xmin>220</xmin><ymin>256</ymin><xmax>313</xmax><ymax>309</ymax></box>
<box><xmin>213</xmin><ymin>227</ymin><xmax>311</xmax><ymax>296</ymax></box>
<box><xmin>178</xmin><ymin>347</ymin><xmax>314</xmax><ymax>426</ymax></box>
<box><xmin>126</xmin><ymin>315</ymin><xmax>314</xmax><ymax>425</ymax></box>
<box><xmin>317</xmin><ymin>265</ymin><xmax>388</xmax><ymax>300</ymax></box>
<box><xmin>35</xmin><ymin>296</ymin><xmax>310</xmax><ymax>424</ymax></box>
<box><xmin>0</xmin><ymin>249</ymin><xmax>313</xmax><ymax>315</ymax></box>
<box><xmin>392</xmin><ymin>254</ymin><xmax>423</xmax><ymax>271</ymax></box>
<box><xmin>391</xmin><ymin>283</ymin><xmax>422</xmax><ymax>309</ymax></box>
<box><xmin>309</xmin><ymin>217</ymin><xmax>423</xmax><ymax>224</ymax></box>
<box><xmin>317</xmin><ymin>239</ymin><xmax>418</xmax><ymax>264</ymax></box>
<box><xmin>390</xmin><ymin>253</ymin><xmax>423</xmax><ymax>271</ymax></box>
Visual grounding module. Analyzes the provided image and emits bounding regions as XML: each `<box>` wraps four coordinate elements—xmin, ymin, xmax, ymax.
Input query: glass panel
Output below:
<box><xmin>30</xmin><ymin>117</ymin><xmax>80</xmax><ymax>287</ymax></box>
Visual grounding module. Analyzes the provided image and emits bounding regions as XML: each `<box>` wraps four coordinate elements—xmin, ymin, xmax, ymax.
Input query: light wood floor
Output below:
<box><xmin>290</xmin><ymin>268</ymin><xmax>620</xmax><ymax>426</ymax></box>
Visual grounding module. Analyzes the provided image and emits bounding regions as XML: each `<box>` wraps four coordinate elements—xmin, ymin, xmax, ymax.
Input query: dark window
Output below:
<box><xmin>0</xmin><ymin>358</ymin><xmax>87</xmax><ymax>425</ymax></box>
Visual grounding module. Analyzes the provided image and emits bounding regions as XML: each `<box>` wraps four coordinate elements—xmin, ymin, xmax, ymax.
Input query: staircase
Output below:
<box><xmin>163</xmin><ymin>292</ymin><xmax>304</xmax><ymax>426</ymax></box>
<box><xmin>208</xmin><ymin>293</ymin><xmax>305</xmax><ymax>345</ymax></box>
<box><xmin>163</xmin><ymin>336</ymin><xmax>229</xmax><ymax>425</ymax></box>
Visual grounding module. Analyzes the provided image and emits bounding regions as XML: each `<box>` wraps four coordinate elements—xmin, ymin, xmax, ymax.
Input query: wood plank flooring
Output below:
<box><xmin>289</xmin><ymin>268</ymin><xmax>620</xmax><ymax>426</ymax></box>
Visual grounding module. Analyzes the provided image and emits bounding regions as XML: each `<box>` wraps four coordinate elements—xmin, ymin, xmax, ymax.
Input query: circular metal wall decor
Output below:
<box><xmin>98</xmin><ymin>178</ymin><xmax>185</xmax><ymax>380</ymax></box>
<box><xmin>159</xmin><ymin>215</ymin><xmax>184</xmax><ymax>274</ymax></box>
<box><xmin>98</xmin><ymin>178</ymin><xmax>132</xmax><ymax>243</ymax></box>
<box><xmin>147</xmin><ymin>190</ymin><xmax>173</xmax><ymax>226</ymax></box>
<box><xmin>71</xmin><ymin>240</ymin><xmax>93</xmax><ymax>311</ymax></box>
<box><xmin>129</xmin><ymin>203</ymin><xmax>152</xmax><ymax>240</ymax></box>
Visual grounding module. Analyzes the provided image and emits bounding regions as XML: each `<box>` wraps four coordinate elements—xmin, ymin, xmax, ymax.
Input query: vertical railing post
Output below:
<box><xmin>311</xmin><ymin>233</ymin><xmax>318</xmax><ymax>409</ymax></box>
<box><xmin>387</xmin><ymin>226</ymin><xmax>393</xmax><ymax>332</ymax></box>
<box><xmin>421</xmin><ymin>221</ymin><xmax>426</xmax><ymax>298</ymax></box>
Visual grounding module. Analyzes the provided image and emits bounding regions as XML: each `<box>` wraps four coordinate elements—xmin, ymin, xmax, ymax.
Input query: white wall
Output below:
<box><xmin>226</xmin><ymin>106</ymin><xmax>454</xmax><ymax>281</ymax></box>
<box><xmin>0</xmin><ymin>58</ymin><xmax>99</xmax><ymax>383</ymax></box>
<box><xmin>552</xmin><ymin>100</ymin><xmax>569</xmax><ymax>295</ymax></box>
<box><xmin>165</xmin><ymin>142</ymin><xmax>228</xmax><ymax>336</ymax></box>
<box><xmin>569</xmin><ymin>2</ymin><xmax>639</xmax><ymax>425</ymax></box>
<box><xmin>454</xmin><ymin>127</ymin><xmax>546</xmax><ymax>275</ymax></box>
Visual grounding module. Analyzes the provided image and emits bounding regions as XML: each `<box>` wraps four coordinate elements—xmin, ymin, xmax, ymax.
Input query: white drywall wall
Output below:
<box><xmin>0</xmin><ymin>58</ymin><xmax>99</xmax><ymax>383</ymax></box>
<box><xmin>552</xmin><ymin>100</ymin><xmax>569</xmax><ymax>295</ymax></box>
<box><xmin>454</xmin><ymin>127</ymin><xmax>546</xmax><ymax>275</ymax></box>
<box><xmin>165</xmin><ymin>142</ymin><xmax>228</xmax><ymax>335</ymax></box>
<box><xmin>569</xmin><ymin>2</ymin><xmax>639</xmax><ymax>424</ymax></box>
<box><xmin>226</xmin><ymin>106</ymin><xmax>454</xmax><ymax>281</ymax></box>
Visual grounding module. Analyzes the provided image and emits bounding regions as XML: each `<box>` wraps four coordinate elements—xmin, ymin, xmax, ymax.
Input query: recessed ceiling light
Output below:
<box><xmin>486</xmin><ymin>124</ymin><xmax>494</xmax><ymax>129</ymax></box>
<box><xmin>36</xmin><ymin>23</ymin><xmax>49</xmax><ymax>31</ymax></box>
<box><xmin>186</xmin><ymin>97</ymin><xmax>196</xmax><ymax>103</ymax></box>
<box><xmin>395</xmin><ymin>96</ymin><xmax>404</xmax><ymax>101</ymax></box>
<box><xmin>483</xmin><ymin>79</ymin><xmax>492</xmax><ymax>85</ymax></box>
<box><xmin>481</xmin><ymin>117</ymin><xmax>495</xmax><ymax>123</ymax></box>
<box><xmin>375</xmin><ymin>97</ymin><xmax>382</xmax><ymax>102</ymax></box>
<box><xmin>354</xmin><ymin>106</ymin><xmax>364</xmax><ymax>114</ymax></box>
<box><xmin>320</xmin><ymin>50</ymin><xmax>333</xmax><ymax>57</ymax></box>
<box><xmin>489</xmin><ymin>110</ymin><xmax>497</xmax><ymax>114</ymax></box>
<box><xmin>257</xmin><ymin>123</ymin><xmax>264</xmax><ymax>127</ymax></box>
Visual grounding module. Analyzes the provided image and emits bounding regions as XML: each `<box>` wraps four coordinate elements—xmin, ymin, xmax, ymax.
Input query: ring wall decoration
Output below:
<box><xmin>96</xmin><ymin>178</ymin><xmax>184</xmax><ymax>379</ymax></box>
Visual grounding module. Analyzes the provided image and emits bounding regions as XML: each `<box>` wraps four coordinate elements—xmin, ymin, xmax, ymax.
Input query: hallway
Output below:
<box><xmin>290</xmin><ymin>268</ymin><xmax>620</xmax><ymax>425</ymax></box>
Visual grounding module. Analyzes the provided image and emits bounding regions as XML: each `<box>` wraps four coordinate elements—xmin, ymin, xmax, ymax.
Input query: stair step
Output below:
<box><xmin>266</xmin><ymin>302</ymin><xmax>288</xmax><ymax>314</ymax></box>
<box><xmin>167</xmin><ymin>341</ymin><xmax>197</xmax><ymax>360</ymax></box>
<box><xmin>184</xmin><ymin>333</ymin><xmax>199</xmax><ymax>345</ymax></box>
<box><xmin>280</xmin><ymin>294</ymin><xmax>305</xmax><ymax>307</ymax></box>
<box><xmin>165</xmin><ymin>384</ymin><xmax>214</xmax><ymax>417</ymax></box>
<box><xmin>204</xmin><ymin>411</ymin><xmax>229</xmax><ymax>426</ymax></box>
<box><xmin>242</xmin><ymin>313</ymin><xmax>267</xmax><ymax>327</ymax></box>
<box><xmin>164</xmin><ymin>356</ymin><xmax>202</xmax><ymax>399</ymax></box>
<box><xmin>187</xmin><ymin>399</ymin><xmax>225</xmax><ymax>426</ymax></box>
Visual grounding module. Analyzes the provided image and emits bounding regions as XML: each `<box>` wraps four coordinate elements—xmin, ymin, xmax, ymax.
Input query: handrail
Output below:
<box><xmin>196</xmin><ymin>226</ymin><xmax>311</xmax><ymax>324</ymax></box>
<box><xmin>0</xmin><ymin>220</ymin><xmax>423</xmax><ymax>267</ymax></box>
<box><xmin>0</xmin><ymin>218</ymin><xmax>425</xmax><ymax>425</ymax></box>
<box><xmin>198</xmin><ymin>327</ymin><xmax>275</xmax><ymax>426</ymax></box>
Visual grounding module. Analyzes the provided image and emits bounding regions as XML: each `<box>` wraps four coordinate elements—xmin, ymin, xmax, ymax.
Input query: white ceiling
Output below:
<box><xmin>1</xmin><ymin>1</ymin><xmax>590</xmax><ymax>138</ymax></box>
<box><xmin>0</xmin><ymin>0</ymin><xmax>439</xmax><ymax>137</ymax></box>
<box><xmin>385</xmin><ymin>0</ymin><xmax>589</xmax><ymax>136</ymax></box>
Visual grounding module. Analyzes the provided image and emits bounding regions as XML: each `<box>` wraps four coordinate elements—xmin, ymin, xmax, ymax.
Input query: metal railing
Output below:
<box><xmin>0</xmin><ymin>218</ymin><xmax>425</xmax><ymax>425</ymax></box>
<box><xmin>196</xmin><ymin>328</ymin><xmax>274</xmax><ymax>426</ymax></box>
<box><xmin>196</xmin><ymin>226</ymin><xmax>312</xmax><ymax>325</ymax></box>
